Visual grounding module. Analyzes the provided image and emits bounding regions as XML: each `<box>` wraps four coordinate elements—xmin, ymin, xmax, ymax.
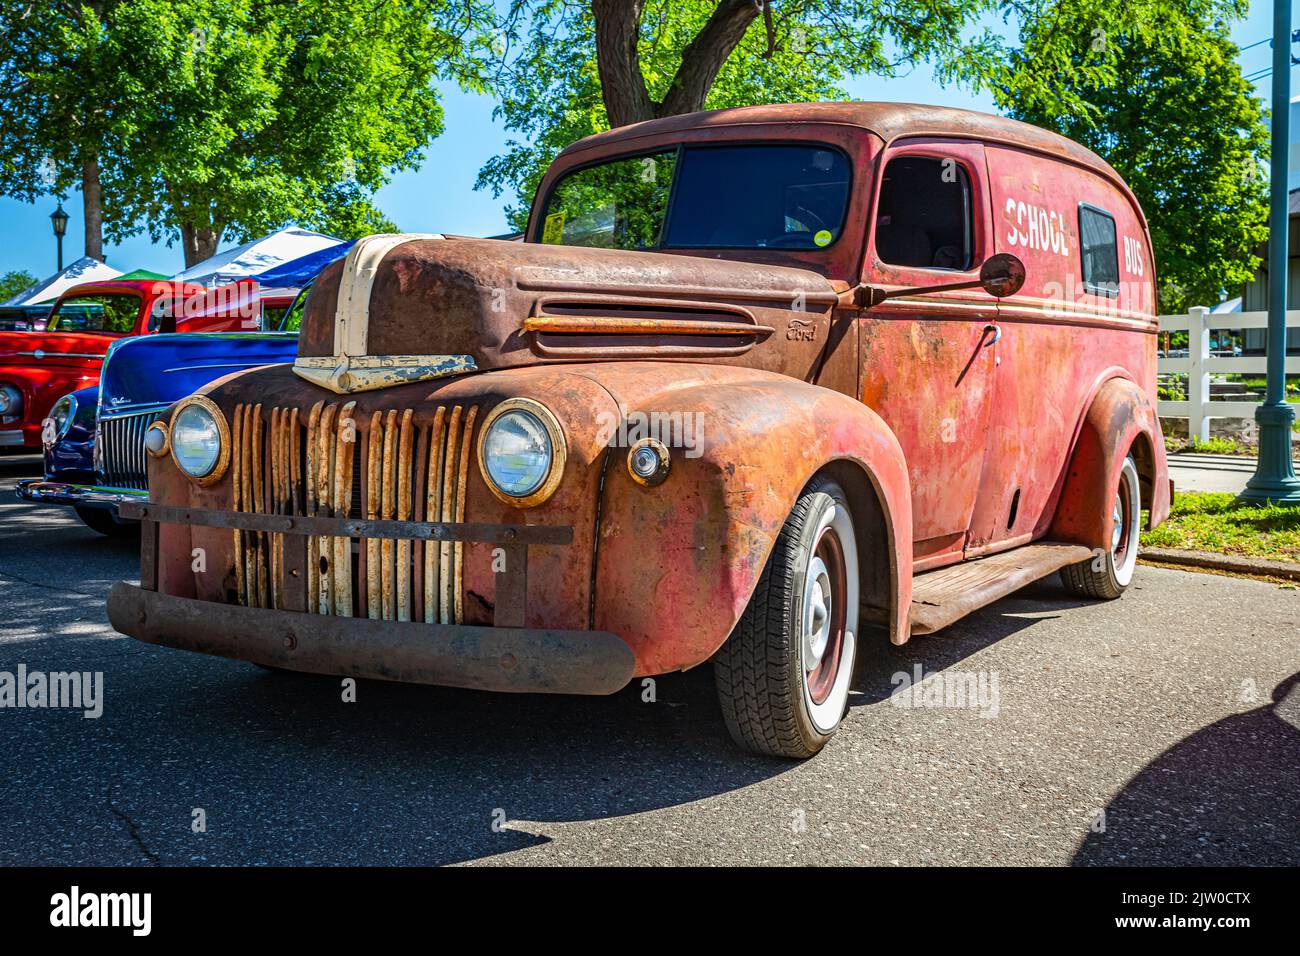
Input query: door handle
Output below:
<box><xmin>983</xmin><ymin>323</ymin><xmax>1001</xmax><ymax>346</ymax></box>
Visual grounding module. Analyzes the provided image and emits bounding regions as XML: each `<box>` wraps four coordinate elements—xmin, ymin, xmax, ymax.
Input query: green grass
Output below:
<box><xmin>1185</xmin><ymin>436</ymin><xmax>1243</xmax><ymax>455</ymax></box>
<box><xmin>1141</xmin><ymin>491</ymin><xmax>1300</xmax><ymax>562</ymax></box>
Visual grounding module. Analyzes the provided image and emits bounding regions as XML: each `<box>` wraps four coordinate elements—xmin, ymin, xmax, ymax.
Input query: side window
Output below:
<box><xmin>279</xmin><ymin>283</ymin><xmax>312</xmax><ymax>332</ymax></box>
<box><xmin>875</xmin><ymin>156</ymin><xmax>973</xmax><ymax>270</ymax></box>
<box><xmin>1079</xmin><ymin>204</ymin><xmax>1120</xmax><ymax>296</ymax></box>
<box><xmin>148</xmin><ymin>295</ymin><xmax>176</xmax><ymax>333</ymax></box>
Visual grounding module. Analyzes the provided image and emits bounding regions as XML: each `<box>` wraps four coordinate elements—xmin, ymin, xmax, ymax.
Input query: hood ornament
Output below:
<box><xmin>292</xmin><ymin>232</ymin><xmax>476</xmax><ymax>394</ymax></box>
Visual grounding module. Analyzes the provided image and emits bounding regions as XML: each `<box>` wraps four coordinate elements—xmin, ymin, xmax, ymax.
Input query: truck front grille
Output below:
<box><xmin>97</xmin><ymin>409</ymin><xmax>166</xmax><ymax>490</ymax></box>
<box><xmin>229</xmin><ymin>400</ymin><xmax>479</xmax><ymax>624</ymax></box>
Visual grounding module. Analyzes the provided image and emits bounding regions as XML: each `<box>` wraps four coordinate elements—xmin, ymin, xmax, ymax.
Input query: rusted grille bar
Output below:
<box><xmin>226</xmin><ymin>401</ymin><xmax>485</xmax><ymax>624</ymax></box>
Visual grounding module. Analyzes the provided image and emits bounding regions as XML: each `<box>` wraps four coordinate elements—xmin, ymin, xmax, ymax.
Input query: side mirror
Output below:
<box><xmin>852</xmin><ymin>253</ymin><xmax>1027</xmax><ymax>308</ymax></box>
<box><xmin>978</xmin><ymin>253</ymin><xmax>1026</xmax><ymax>298</ymax></box>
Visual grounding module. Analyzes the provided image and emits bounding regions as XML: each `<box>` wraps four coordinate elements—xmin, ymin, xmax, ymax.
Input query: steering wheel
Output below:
<box><xmin>763</xmin><ymin>205</ymin><xmax>832</xmax><ymax>248</ymax></box>
<box><xmin>763</xmin><ymin>232</ymin><xmax>819</xmax><ymax>248</ymax></box>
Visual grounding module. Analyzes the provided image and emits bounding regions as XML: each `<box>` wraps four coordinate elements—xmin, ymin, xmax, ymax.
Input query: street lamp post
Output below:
<box><xmin>49</xmin><ymin>203</ymin><xmax>69</xmax><ymax>273</ymax></box>
<box><xmin>1242</xmin><ymin>0</ymin><xmax>1300</xmax><ymax>505</ymax></box>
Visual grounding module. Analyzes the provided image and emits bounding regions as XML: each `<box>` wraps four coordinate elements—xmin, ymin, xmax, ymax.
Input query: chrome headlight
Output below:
<box><xmin>476</xmin><ymin>398</ymin><xmax>566</xmax><ymax>507</ymax></box>
<box><xmin>48</xmin><ymin>394</ymin><xmax>77</xmax><ymax>442</ymax></box>
<box><xmin>0</xmin><ymin>384</ymin><xmax>21</xmax><ymax>417</ymax></box>
<box><xmin>169</xmin><ymin>396</ymin><xmax>230</xmax><ymax>485</ymax></box>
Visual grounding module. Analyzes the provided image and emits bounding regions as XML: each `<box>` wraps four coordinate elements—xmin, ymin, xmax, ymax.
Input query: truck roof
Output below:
<box><xmin>56</xmin><ymin>278</ymin><xmax>208</xmax><ymax>299</ymax></box>
<box><xmin>559</xmin><ymin>101</ymin><xmax>1122</xmax><ymax>187</ymax></box>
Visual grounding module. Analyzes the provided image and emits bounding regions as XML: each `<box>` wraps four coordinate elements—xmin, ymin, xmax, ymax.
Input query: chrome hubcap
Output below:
<box><xmin>803</xmin><ymin>556</ymin><xmax>833</xmax><ymax>672</ymax></box>
<box><xmin>1112</xmin><ymin>493</ymin><xmax>1124</xmax><ymax>553</ymax></box>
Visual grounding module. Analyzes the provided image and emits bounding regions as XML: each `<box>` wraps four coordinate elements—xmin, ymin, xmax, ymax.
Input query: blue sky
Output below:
<box><xmin>0</xmin><ymin>3</ymin><xmax>1285</xmax><ymax>279</ymax></box>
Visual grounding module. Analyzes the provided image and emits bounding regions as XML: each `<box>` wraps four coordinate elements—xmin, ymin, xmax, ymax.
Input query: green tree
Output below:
<box><xmin>1</xmin><ymin>1</ymin><xmax>494</xmax><ymax>266</ymax></box>
<box><xmin>480</xmin><ymin>0</ymin><xmax>1264</xmax><ymax>309</ymax></box>
<box><xmin>992</xmin><ymin>0</ymin><xmax>1267</xmax><ymax>312</ymax></box>
<box><xmin>0</xmin><ymin>269</ymin><xmax>37</xmax><ymax>302</ymax></box>
<box><xmin>479</xmin><ymin>0</ymin><xmax>998</xmax><ymax>227</ymax></box>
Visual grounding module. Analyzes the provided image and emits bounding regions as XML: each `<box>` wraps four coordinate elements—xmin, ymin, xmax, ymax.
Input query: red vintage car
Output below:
<box><xmin>109</xmin><ymin>103</ymin><xmax>1171</xmax><ymax>758</ymax></box>
<box><xmin>0</xmin><ymin>279</ymin><xmax>292</xmax><ymax>451</ymax></box>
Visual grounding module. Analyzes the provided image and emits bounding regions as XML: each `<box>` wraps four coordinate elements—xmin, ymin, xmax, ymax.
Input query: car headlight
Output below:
<box><xmin>476</xmin><ymin>398</ymin><xmax>566</xmax><ymax>507</ymax></box>
<box><xmin>169</xmin><ymin>396</ymin><xmax>230</xmax><ymax>485</ymax></box>
<box><xmin>48</xmin><ymin>394</ymin><xmax>77</xmax><ymax>442</ymax></box>
<box><xmin>0</xmin><ymin>384</ymin><xmax>21</xmax><ymax>417</ymax></box>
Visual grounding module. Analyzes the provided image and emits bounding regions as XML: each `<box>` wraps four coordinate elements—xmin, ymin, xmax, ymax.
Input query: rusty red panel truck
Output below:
<box><xmin>108</xmin><ymin>103</ymin><xmax>1170</xmax><ymax>758</ymax></box>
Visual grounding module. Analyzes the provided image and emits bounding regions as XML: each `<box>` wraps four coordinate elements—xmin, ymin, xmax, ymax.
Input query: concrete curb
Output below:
<box><xmin>1140</xmin><ymin>547</ymin><xmax>1300</xmax><ymax>582</ymax></box>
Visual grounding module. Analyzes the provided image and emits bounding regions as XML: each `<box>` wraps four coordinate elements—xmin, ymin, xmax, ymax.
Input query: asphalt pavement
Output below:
<box><xmin>1165</xmin><ymin>452</ymin><xmax>1258</xmax><ymax>495</ymax></box>
<box><xmin>1</xmin><ymin>452</ymin><xmax>1297</xmax><ymax>866</ymax></box>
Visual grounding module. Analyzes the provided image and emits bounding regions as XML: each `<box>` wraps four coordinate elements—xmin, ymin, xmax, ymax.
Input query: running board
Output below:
<box><xmin>909</xmin><ymin>542</ymin><xmax>1094</xmax><ymax>636</ymax></box>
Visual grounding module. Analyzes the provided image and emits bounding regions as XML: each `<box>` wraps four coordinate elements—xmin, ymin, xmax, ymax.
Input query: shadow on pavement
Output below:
<box><xmin>1072</xmin><ymin>672</ymin><xmax>1300</xmax><ymax>865</ymax></box>
<box><xmin>1</xmin><ymin>520</ymin><xmax>1121</xmax><ymax>866</ymax></box>
<box><xmin>850</xmin><ymin>575</ymin><xmax>1095</xmax><ymax>706</ymax></box>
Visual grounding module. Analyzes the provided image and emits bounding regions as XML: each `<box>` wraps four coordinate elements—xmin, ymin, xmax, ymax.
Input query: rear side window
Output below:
<box><xmin>875</xmin><ymin>156</ymin><xmax>973</xmax><ymax>270</ymax></box>
<box><xmin>1079</xmin><ymin>204</ymin><xmax>1120</xmax><ymax>296</ymax></box>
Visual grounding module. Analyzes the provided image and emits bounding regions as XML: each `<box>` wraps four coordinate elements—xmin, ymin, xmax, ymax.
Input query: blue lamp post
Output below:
<box><xmin>1242</xmin><ymin>0</ymin><xmax>1300</xmax><ymax>505</ymax></box>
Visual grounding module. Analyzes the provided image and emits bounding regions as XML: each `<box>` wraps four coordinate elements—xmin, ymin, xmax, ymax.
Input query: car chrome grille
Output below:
<box><xmin>97</xmin><ymin>410</ymin><xmax>166</xmax><ymax>491</ymax></box>
<box><xmin>229</xmin><ymin>401</ymin><xmax>480</xmax><ymax>623</ymax></box>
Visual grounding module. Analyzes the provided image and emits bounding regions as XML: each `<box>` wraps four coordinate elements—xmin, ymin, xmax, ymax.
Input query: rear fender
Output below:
<box><xmin>1050</xmin><ymin>376</ymin><xmax>1170</xmax><ymax>549</ymax></box>
<box><xmin>584</xmin><ymin>367</ymin><xmax>913</xmax><ymax>675</ymax></box>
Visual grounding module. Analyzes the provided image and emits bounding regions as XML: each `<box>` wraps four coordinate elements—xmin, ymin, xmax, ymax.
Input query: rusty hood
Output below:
<box><xmin>292</xmin><ymin>234</ymin><xmax>839</xmax><ymax>394</ymax></box>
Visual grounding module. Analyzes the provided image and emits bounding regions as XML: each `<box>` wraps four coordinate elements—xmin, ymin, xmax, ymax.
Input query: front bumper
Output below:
<box><xmin>108</xmin><ymin>582</ymin><xmax>635</xmax><ymax>695</ymax></box>
<box><xmin>15</xmin><ymin>480</ymin><xmax>145</xmax><ymax>511</ymax></box>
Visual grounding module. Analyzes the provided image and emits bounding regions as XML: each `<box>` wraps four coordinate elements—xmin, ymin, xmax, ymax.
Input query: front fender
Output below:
<box><xmin>570</xmin><ymin>363</ymin><xmax>913</xmax><ymax>674</ymax></box>
<box><xmin>45</xmin><ymin>385</ymin><xmax>99</xmax><ymax>483</ymax></box>
<box><xmin>1050</xmin><ymin>376</ymin><xmax>1170</xmax><ymax>549</ymax></box>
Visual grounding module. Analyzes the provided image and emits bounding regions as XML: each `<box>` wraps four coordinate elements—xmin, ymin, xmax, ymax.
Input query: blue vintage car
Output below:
<box><xmin>17</xmin><ymin>330</ymin><xmax>299</xmax><ymax>534</ymax></box>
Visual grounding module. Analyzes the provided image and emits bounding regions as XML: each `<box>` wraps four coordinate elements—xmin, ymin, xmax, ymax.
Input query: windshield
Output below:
<box><xmin>47</xmin><ymin>293</ymin><xmax>143</xmax><ymax>333</ymax></box>
<box><xmin>537</xmin><ymin>143</ymin><xmax>851</xmax><ymax>252</ymax></box>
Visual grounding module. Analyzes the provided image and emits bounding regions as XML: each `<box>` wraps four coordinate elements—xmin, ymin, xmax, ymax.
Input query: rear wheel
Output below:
<box><xmin>74</xmin><ymin>506</ymin><xmax>138</xmax><ymax>538</ymax></box>
<box><xmin>1061</xmin><ymin>453</ymin><xmax>1140</xmax><ymax>599</ymax></box>
<box><xmin>713</xmin><ymin>476</ymin><xmax>859</xmax><ymax>759</ymax></box>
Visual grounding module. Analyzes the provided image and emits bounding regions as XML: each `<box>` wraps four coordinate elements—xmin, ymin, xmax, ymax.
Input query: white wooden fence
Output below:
<box><xmin>1157</xmin><ymin>306</ymin><xmax>1300</xmax><ymax>441</ymax></box>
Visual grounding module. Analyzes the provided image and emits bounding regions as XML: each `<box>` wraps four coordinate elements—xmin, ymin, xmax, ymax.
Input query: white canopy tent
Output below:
<box><xmin>2</xmin><ymin>256</ymin><xmax>124</xmax><ymax>306</ymax></box>
<box><xmin>172</xmin><ymin>227</ymin><xmax>340</xmax><ymax>289</ymax></box>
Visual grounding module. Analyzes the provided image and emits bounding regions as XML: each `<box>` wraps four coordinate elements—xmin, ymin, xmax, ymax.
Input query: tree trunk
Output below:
<box><xmin>180</xmin><ymin>223</ymin><xmax>222</xmax><ymax>268</ymax></box>
<box><xmin>591</xmin><ymin>0</ymin><xmax>763</xmax><ymax>126</ymax></box>
<box><xmin>81</xmin><ymin>156</ymin><xmax>104</xmax><ymax>262</ymax></box>
<box><xmin>592</xmin><ymin>0</ymin><xmax>655</xmax><ymax>127</ymax></box>
<box><xmin>656</xmin><ymin>0</ymin><xmax>762</xmax><ymax>118</ymax></box>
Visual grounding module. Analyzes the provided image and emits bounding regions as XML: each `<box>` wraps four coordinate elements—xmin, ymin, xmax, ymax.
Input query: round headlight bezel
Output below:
<box><xmin>144</xmin><ymin>419</ymin><xmax>170</xmax><ymax>458</ymax></box>
<box><xmin>0</xmin><ymin>383</ymin><xmax>22</xmax><ymax>418</ymax></box>
<box><xmin>627</xmin><ymin>437</ymin><xmax>671</xmax><ymax>486</ymax></box>
<box><xmin>168</xmin><ymin>395</ymin><xmax>230</xmax><ymax>486</ymax></box>
<box><xmin>476</xmin><ymin>398</ymin><xmax>566</xmax><ymax>508</ymax></box>
<box><xmin>48</xmin><ymin>393</ymin><xmax>77</xmax><ymax>443</ymax></box>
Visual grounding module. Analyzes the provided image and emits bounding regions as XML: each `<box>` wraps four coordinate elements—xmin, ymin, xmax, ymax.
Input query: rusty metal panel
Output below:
<box><xmin>139</xmin><ymin>517</ymin><xmax>158</xmax><ymax>592</ymax></box>
<box><xmin>304</xmin><ymin>401</ymin><xmax>321</xmax><ymax>609</ymax></box>
<box><xmin>423</xmin><ymin>406</ymin><xmax>446</xmax><ymax>624</ymax></box>
<box><xmin>110</xmin><ymin>581</ymin><xmax>635</xmax><ymax>696</ymax></box>
<box><xmin>365</xmin><ymin>410</ymin><xmax>383</xmax><ymax>619</ymax></box>
<box><xmin>231</xmin><ymin>402</ymin><xmax>245</xmax><ymax>605</ymax></box>
<box><xmin>396</xmin><ymin>408</ymin><xmax>414</xmax><ymax>622</ymax></box>
<box><xmin>379</xmin><ymin>408</ymin><xmax>397</xmax><ymax>620</ymax></box>
<box><xmin>493</xmin><ymin>543</ymin><xmax>527</xmax><ymax>628</ymax></box>
<box><xmin>121</xmin><ymin>501</ymin><xmax>572</xmax><ymax>545</ymax></box>
<box><xmin>332</xmin><ymin>401</ymin><xmax>356</xmax><ymax>617</ymax></box>
<box><xmin>316</xmin><ymin>402</ymin><xmax>338</xmax><ymax>615</ymax></box>
<box><xmin>439</xmin><ymin>405</ymin><xmax>463</xmax><ymax>624</ymax></box>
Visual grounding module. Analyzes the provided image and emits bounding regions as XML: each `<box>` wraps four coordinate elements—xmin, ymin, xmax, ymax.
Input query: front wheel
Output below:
<box><xmin>713</xmin><ymin>476</ymin><xmax>859</xmax><ymax>759</ymax></box>
<box><xmin>1061</xmin><ymin>453</ymin><xmax>1141</xmax><ymax>599</ymax></box>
